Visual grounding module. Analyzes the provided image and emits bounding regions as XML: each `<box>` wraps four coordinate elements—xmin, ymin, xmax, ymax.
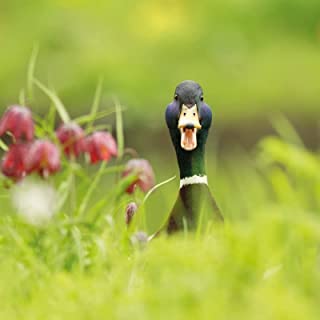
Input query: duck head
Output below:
<box><xmin>165</xmin><ymin>80</ymin><xmax>212</xmax><ymax>151</ymax></box>
<box><xmin>165</xmin><ymin>80</ymin><xmax>213</xmax><ymax>179</ymax></box>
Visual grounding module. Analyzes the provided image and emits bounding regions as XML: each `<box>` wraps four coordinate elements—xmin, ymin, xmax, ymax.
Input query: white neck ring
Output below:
<box><xmin>180</xmin><ymin>175</ymin><xmax>208</xmax><ymax>189</ymax></box>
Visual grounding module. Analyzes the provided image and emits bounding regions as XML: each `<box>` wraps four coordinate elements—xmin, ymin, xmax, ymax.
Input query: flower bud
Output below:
<box><xmin>125</xmin><ymin>202</ymin><xmax>138</xmax><ymax>225</ymax></box>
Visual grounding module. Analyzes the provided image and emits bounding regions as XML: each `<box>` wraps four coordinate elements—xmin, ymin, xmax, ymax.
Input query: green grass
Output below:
<box><xmin>0</xmin><ymin>87</ymin><xmax>320</xmax><ymax>318</ymax></box>
<box><xmin>1</xmin><ymin>2</ymin><xmax>320</xmax><ymax>314</ymax></box>
<box><xmin>0</xmin><ymin>204</ymin><xmax>320</xmax><ymax>319</ymax></box>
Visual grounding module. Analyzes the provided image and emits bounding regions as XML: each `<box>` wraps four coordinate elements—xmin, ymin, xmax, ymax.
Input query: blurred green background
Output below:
<box><xmin>1</xmin><ymin>3</ymin><xmax>320</xmax><ymax>318</ymax></box>
<box><xmin>1</xmin><ymin>0</ymin><xmax>320</xmax><ymax>151</ymax></box>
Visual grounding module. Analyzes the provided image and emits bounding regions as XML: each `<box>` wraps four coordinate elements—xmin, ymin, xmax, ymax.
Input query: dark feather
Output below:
<box><xmin>167</xmin><ymin>184</ymin><xmax>223</xmax><ymax>233</ymax></box>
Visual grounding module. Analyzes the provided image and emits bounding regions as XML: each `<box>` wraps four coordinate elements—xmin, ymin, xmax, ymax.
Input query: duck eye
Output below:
<box><xmin>174</xmin><ymin>94</ymin><xmax>178</xmax><ymax>101</ymax></box>
<box><xmin>183</xmin><ymin>112</ymin><xmax>186</xmax><ymax>116</ymax></box>
<box><xmin>200</xmin><ymin>96</ymin><xmax>204</xmax><ymax>101</ymax></box>
<box><xmin>193</xmin><ymin>113</ymin><xmax>196</xmax><ymax>116</ymax></box>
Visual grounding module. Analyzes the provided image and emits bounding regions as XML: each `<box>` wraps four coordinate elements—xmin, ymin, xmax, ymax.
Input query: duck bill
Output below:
<box><xmin>179</xmin><ymin>127</ymin><xmax>198</xmax><ymax>151</ymax></box>
<box><xmin>178</xmin><ymin>104</ymin><xmax>202</xmax><ymax>151</ymax></box>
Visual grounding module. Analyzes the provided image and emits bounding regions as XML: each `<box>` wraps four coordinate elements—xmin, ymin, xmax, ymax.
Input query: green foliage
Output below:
<box><xmin>258</xmin><ymin>137</ymin><xmax>320</xmax><ymax>210</ymax></box>
<box><xmin>0</xmin><ymin>105</ymin><xmax>320</xmax><ymax>318</ymax></box>
<box><xmin>1</xmin><ymin>2</ymin><xmax>320</xmax><ymax>317</ymax></box>
<box><xmin>0</xmin><ymin>210</ymin><xmax>320</xmax><ymax>319</ymax></box>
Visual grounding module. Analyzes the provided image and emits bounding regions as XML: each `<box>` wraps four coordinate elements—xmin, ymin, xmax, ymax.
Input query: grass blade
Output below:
<box><xmin>86</xmin><ymin>77</ymin><xmax>104</xmax><ymax>131</ymax></box>
<box><xmin>77</xmin><ymin>161</ymin><xmax>107</xmax><ymax>218</ymax></box>
<box><xmin>75</xmin><ymin>110</ymin><xmax>115</xmax><ymax>125</ymax></box>
<box><xmin>143</xmin><ymin>175</ymin><xmax>176</xmax><ymax>204</ymax></box>
<box><xmin>271</xmin><ymin>113</ymin><xmax>304</xmax><ymax>147</ymax></box>
<box><xmin>19</xmin><ymin>89</ymin><xmax>26</xmax><ymax>106</ymax></box>
<box><xmin>27</xmin><ymin>44</ymin><xmax>39</xmax><ymax>101</ymax></box>
<box><xmin>114</xmin><ymin>98</ymin><xmax>124</xmax><ymax>158</ymax></box>
<box><xmin>33</xmin><ymin>78</ymin><xmax>70</xmax><ymax>123</ymax></box>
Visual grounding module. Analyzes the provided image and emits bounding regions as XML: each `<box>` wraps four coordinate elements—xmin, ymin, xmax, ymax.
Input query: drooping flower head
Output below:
<box><xmin>25</xmin><ymin>140</ymin><xmax>61</xmax><ymax>178</ymax></box>
<box><xmin>56</xmin><ymin>122</ymin><xmax>85</xmax><ymax>158</ymax></box>
<box><xmin>1</xmin><ymin>143</ymin><xmax>30</xmax><ymax>181</ymax></box>
<box><xmin>0</xmin><ymin>105</ymin><xmax>34</xmax><ymax>141</ymax></box>
<box><xmin>122</xmin><ymin>159</ymin><xmax>155</xmax><ymax>194</ymax></box>
<box><xmin>85</xmin><ymin>131</ymin><xmax>118</xmax><ymax>164</ymax></box>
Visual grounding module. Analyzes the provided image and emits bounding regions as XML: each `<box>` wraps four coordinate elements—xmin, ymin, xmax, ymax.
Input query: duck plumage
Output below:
<box><xmin>165</xmin><ymin>80</ymin><xmax>223</xmax><ymax>233</ymax></box>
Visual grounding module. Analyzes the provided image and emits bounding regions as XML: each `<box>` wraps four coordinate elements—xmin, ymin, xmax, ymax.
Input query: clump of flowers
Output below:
<box><xmin>0</xmin><ymin>105</ymin><xmax>61</xmax><ymax>181</ymax></box>
<box><xmin>0</xmin><ymin>105</ymin><xmax>120</xmax><ymax>181</ymax></box>
<box><xmin>0</xmin><ymin>105</ymin><xmax>154</xmax><ymax>187</ymax></box>
<box><xmin>0</xmin><ymin>99</ymin><xmax>155</xmax><ymax>229</ymax></box>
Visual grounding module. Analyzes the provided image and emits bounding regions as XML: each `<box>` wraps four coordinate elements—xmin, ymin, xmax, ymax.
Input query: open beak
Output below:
<box><xmin>178</xmin><ymin>104</ymin><xmax>201</xmax><ymax>151</ymax></box>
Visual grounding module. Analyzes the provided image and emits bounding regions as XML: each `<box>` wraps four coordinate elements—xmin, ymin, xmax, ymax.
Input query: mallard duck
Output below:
<box><xmin>165</xmin><ymin>80</ymin><xmax>223</xmax><ymax>233</ymax></box>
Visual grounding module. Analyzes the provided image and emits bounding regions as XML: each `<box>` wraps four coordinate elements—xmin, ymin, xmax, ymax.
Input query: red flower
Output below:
<box><xmin>56</xmin><ymin>123</ymin><xmax>85</xmax><ymax>158</ymax></box>
<box><xmin>85</xmin><ymin>131</ymin><xmax>118</xmax><ymax>164</ymax></box>
<box><xmin>122</xmin><ymin>159</ymin><xmax>155</xmax><ymax>194</ymax></box>
<box><xmin>25</xmin><ymin>140</ymin><xmax>61</xmax><ymax>177</ymax></box>
<box><xmin>1</xmin><ymin>143</ymin><xmax>29</xmax><ymax>181</ymax></box>
<box><xmin>0</xmin><ymin>105</ymin><xmax>34</xmax><ymax>141</ymax></box>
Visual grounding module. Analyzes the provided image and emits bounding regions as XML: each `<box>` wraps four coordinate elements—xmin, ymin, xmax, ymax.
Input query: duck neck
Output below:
<box><xmin>168</xmin><ymin>128</ymin><xmax>209</xmax><ymax>184</ymax></box>
<box><xmin>170</xmin><ymin>129</ymin><xmax>208</xmax><ymax>187</ymax></box>
<box><xmin>176</xmin><ymin>145</ymin><xmax>206</xmax><ymax>180</ymax></box>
